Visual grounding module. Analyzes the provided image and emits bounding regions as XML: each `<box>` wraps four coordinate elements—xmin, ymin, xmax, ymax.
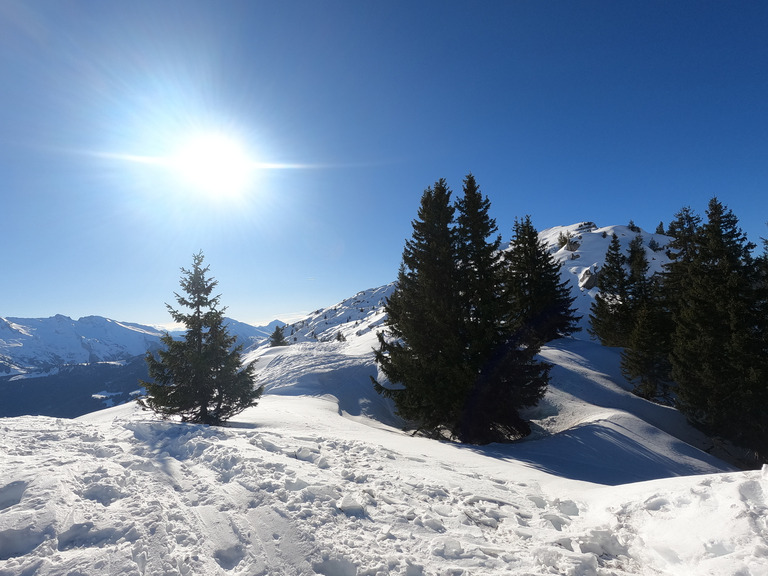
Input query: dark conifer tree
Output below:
<box><xmin>588</xmin><ymin>234</ymin><xmax>630</xmax><ymax>346</ymax></box>
<box><xmin>269</xmin><ymin>325</ymin><xmax>289</xmax><ymax>347</ymax></box>
<box><xmin>454</xmin><ymin>173</ymin><xmax>504</xmax><ymax>367</ymax></box>
<box><xmin>373</xmin><ymin>180</ymin><xmax>467</xmax><ymax>437</ymax></box>
<box><xmin>626</xmin><ymin>235</ymin><xmax>649</xmax><ymax>302</ymax></box>
<box><xmin>454</xmin><ymin>190</ymin><xmax>550</xmax><ymax>443</ymax></box>
<box><xmin>458</xmin><ymin>338</ymin><xmax>549</xmax><ymax>444</ymax></box>
<box><xmin>665</xmin><ymin>207</ymin><xmax>702</xmax><ymax>272</ymax></box>
<box><xmin>503</xmin><ymin>216</ymin><xmax>581</xmax><ymax>344</ymax></box>
<box><xmin>140</xmin><ymin>252</ymin><xmax>262</xmax><ymax>425</ymax></box>
<box><xmin>670</xmin><ymin>199</ymin><xmax>761</xmax><ymax>448</ymax></box>
<box><xmin>374</xmin><ymin>177</ymin><xmax>550</xmax><ymax>444</ymax></box>
<box><xmin>620</xmin><ymin>276</ymin><xmax>672</xmax><ymax>399</ymax></box>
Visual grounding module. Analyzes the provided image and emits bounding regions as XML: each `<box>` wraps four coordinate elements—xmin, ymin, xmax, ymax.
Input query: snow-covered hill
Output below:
<box><xmin>2</xmin><ymin>223</ymin><xmax>767</xmax><ymax>574</ymax></box>
<box><xmin>538</xmin><ymin>222</ymin><xmax>671</xmax><ymax>334</ymax></box>
<box><xmin>1</xmin><ymin>321</ymin><xmax>764</xmax><ymax>575</ymax></box>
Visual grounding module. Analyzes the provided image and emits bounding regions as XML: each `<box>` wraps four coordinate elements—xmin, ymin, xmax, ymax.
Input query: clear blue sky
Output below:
<box><xmin>2</xmin><ymin>1</ymin><xmax>767</xmax><ymax>326</ymax></box>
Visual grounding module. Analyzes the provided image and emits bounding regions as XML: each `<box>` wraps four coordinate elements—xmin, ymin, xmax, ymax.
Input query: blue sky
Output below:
<box><xmin>2</xmin><ymin>1</ymin><xmax>767</xmax><ymax>326</ymax></box>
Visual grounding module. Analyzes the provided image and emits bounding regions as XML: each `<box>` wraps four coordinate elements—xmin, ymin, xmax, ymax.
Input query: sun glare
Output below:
<box><xmin>171</xmin><ymin>133</ymin><xmax>254</xmax><ymax>197</ymax></box>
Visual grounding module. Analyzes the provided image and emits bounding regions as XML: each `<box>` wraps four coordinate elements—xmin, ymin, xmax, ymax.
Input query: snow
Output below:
<box><xmin>1</xmin><ymin>326</ymin><xmax>765</xmax><ymax>575</ymax></box>
<box><xmin>1</xmin><ymin>224</ymin><xmax>766</xmax><ymax>575</ymax></box>
<box><xmin>0</xmin><ymin>316</ymin><xmax>273</xmax><ymax>378</ymax></box>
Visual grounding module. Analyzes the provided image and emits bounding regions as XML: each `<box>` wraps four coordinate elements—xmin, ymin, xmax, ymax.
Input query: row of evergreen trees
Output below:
<box><xmin>589</xmin><ymin>198</ymin><xmax>768</xmax><ymax>461</ymax></box>
<box><xmin>373</xmin><ymin>175</ymin><xmax>580</xmax><ymax>444</ymax></box>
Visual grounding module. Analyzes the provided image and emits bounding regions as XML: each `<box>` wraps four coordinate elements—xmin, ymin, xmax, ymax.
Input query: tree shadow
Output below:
<box><xmin>456</xmin><ymin>421</ymin><xmax>713</xmax><ymax>486</ymax></box>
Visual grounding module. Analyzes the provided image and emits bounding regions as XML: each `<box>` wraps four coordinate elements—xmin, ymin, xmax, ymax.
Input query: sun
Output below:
<box><xmin>170</xmin><ymin>132</ymin><xmax>254</xmax><ymax>198</ymax></box>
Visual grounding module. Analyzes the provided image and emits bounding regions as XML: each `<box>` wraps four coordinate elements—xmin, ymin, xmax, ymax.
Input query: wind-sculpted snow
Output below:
<box><xmin>0</xmin><ymin>399</ymin><xmax>765</xmax><ymax>575</ymax></box>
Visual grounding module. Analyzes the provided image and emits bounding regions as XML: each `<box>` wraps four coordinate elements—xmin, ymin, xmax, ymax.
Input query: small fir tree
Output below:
<box><xmin>140</xmin><ymin>252</ymin><xmax>262</xmax><ymax>425</ymax></box>
<box><xmin>269</xmin><ymin>325</ymin><xmax>289</xmax><ymax>346</ymax></box>
<box><xmin>588</xmin><ymin>234</ymin><xmax>630</xmax><ymax>346</ymax></box>
<box><xmin>626</xmin><ymin>235</ymin><xmax>651</xmax><ymax>314</ymax></box>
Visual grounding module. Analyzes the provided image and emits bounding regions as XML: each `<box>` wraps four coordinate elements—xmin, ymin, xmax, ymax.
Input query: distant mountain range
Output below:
<box><xmin>0</xmin><ymin>316</ymin><xmax>281</xmax><ymax>377</ymax></box>
<box><xmin>0</xmin><ymin>223</ymin><xmax>670</xmax><ymax>418</ymax></box>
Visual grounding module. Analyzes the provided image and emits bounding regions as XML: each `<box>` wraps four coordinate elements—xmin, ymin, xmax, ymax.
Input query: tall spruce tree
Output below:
<box><xmin>588</xmin><ymin>234</ymin><xmax>630</xmax><ymax>346</ymax></box>
<box><xmin>140</xmin><ymin>252</ymin><xmax>262</xmax><ymax>425</ymax></box>
<box><xmin>454</xmin><ymin>187</ymin><xmax>550</xmax><ymax>443</ymax></box>
<box><xmin>620</xmin><ymin>276</ymin><xmax>672</xmax><ymax>399</ymax></box>
<box><xmin>454</xmin><ymin>173</ymin><xmax>505</xmax><ymax>367</ymax></box>
<box><xmin>373</xmin><ymin>179</ymin><xmax>467</xmax><ymax>437</ymax></box>
<box><xmin>670</xmin><ymin>199</ymin><xmax>762</xmax><ymax>449</ymax></box>
<box><xmin>503</xmin><ymin>217</ymin><xmax>581</xmax><ymax>344</ymax></box>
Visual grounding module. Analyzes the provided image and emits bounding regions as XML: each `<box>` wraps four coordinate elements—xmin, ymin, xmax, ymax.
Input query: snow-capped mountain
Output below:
<box><xmin>0</xmin><ymin>315</ymin><xmax>277</xmax><ymax>377</ymax></box>
<box><xmin>0</xmin><ymin>316</ymin><xmax>283</xmax><ymax>418</ymax></box>
<box><xmin>0</xmin><ymin>316</ymin><xmax>164</xmax><ymax>375</ymax></box>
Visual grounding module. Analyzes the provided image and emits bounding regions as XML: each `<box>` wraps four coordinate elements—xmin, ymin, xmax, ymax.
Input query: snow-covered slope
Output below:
<box><xmin>0</xmin><ymin>327</ymin><xmax>763</xmax><ymax>575</ymax></box>
<box><xmin>4</xmin><ymin>222</ymin><xmax>765</xmax><ymax>574</ymax></box>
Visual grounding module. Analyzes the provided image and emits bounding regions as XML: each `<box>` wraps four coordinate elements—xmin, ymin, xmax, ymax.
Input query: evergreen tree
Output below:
<box><xmin>458</xmin><ymin>336</ymin><xmax>550</xmax><ymax>444</ymax></box>
<box><xmin>626</xmin><ymin>235</ymin><xmax>651</xmax><ymax>314</ymax></box>
<box><xmin>140</xmin><ymin>252</ymin><xmax>262</xmax><ymax>425</ymax></box>
<box><xmin>269</xmin><ymin>325</ymin><xmax>289</xmax><ymax>347</ymax></box>
<box><xmin>620</xmin><ymin>276</ymin><xmax>672</xmax><ymax>399</ymax></box>
<box><xmin>454</xmin><ymin>187</ymin><xmax>550</xmax><ymax>443</ymax></box>
<box><xmin>374</xmin><ymin>177</ymin><xmax>550</xmax><ymax>444</ymax></box>
<box><xmin>588</xmin><ymin>234</ymin><xmax>630</xmax><ymax>346</ymax></box>
<box><xmin>670</xmin><ymin>199</ymin><xmax>762</xmax><ymax>449</ymax></box>
<box><xmin>655</xmin><ymin>221</ymin><xmax>665</xmax><ymax>235</ymax></box>
<box><xmin>454</xmin><ymin>173</ymin><xmax>504</xmax><ymax>367</ymax></box>
<box><xmin>665</xmin><ymin>206</ymin><xmax>702</xmax><ymax>268</ymax></box>
<box><xmin>503</xmin><ymin>216</ymin><xmax>581</xmax><ymax>344</ymax></box>
<box><xmin>373</xmin><ymin>179</ymin><xmax>467</xmax><ymax>437</ymax></box>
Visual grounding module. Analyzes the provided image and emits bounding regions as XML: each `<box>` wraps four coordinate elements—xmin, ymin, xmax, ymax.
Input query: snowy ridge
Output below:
<box><xmin>0</xmin><ymin>315</ymin><xmax>166</xmax><ymax>376</ymax></box>
<box><xmin>276</xmin><ymin>284</ymin><xmax>395</xmax><ymax>346</ymax></box>
<box><xmin>537</xmin><ymin>222</ymin><xmax>672</xmax><ymax>334</ymax></box>
<box><xmin>0</xmin><ymin>315</ymin><xmax>274</xmax><ymax>377</ymax></box>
